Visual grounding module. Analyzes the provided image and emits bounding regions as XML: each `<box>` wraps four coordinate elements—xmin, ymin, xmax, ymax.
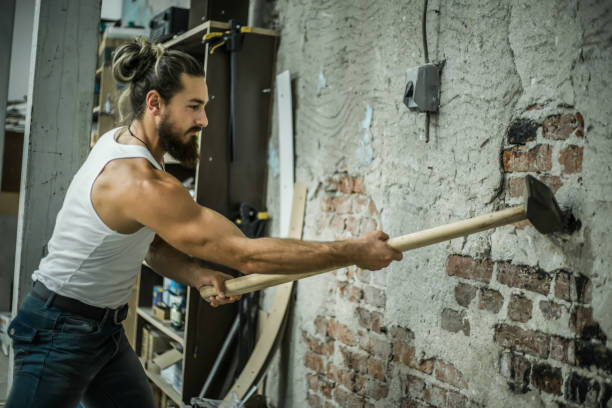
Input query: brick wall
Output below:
<box><xmin>299</xmin><ymin>113</ymin><xmax>611</xmax><ymax>407</ymax></box>
<box><xmin>264</xmin><ymin>1</ymin><xmax>612</xmax><ymax>407</ymax></box>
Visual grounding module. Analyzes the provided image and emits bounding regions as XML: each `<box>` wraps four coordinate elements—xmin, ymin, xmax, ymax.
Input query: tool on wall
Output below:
<box><xmin>200</xmin><ymin>176</ymin><xmax>580</xmax><ymax>300</ymax></box>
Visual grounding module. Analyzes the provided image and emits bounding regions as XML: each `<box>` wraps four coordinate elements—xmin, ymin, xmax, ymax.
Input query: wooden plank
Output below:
<box><xmin>277</xmin><ymin>71</ymin><xmax>294</xmax><ymax>237</ymax></box>
<box><xmin>223</xmin><ymin>184</ymin><xmax>307</xmax><ymax>401</ymax></box>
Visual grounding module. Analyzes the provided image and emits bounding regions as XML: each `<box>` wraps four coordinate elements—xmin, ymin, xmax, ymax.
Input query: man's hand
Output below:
<box><xmin>354</xmin><ymin>230</ymin><xmax>403</xmax><ymax>271</ymax></box>
<box><xmin>194</xmin><ymin>268</ymin><xmax>241</xmax><ymax>307</ymax></box>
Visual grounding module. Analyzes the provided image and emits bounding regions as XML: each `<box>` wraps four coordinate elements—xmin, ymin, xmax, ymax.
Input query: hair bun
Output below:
<box><xmin>112</xmin><ymin>37</ymin><xmax>164</xmax><ymax>84</ymax></box>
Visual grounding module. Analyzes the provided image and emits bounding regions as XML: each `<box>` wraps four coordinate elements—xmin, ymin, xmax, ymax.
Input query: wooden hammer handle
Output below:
<box><xmin>200</xmin><ymin>205</ymin><xmax>526</xmax><ymax>300</ymax></box>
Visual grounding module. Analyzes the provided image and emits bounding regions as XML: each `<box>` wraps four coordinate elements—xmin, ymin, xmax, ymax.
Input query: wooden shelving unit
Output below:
<box><xmin>127</xmin><ymin>20</ymin><xmax>278</xmax><ymax>405</ymax></box>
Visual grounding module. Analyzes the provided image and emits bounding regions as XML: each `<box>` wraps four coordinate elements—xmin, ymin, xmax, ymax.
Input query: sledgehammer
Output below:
<box><xmin>199</xmin><ymin>175</ymin><xmax>578</xmax><ymax>301</ymax></box>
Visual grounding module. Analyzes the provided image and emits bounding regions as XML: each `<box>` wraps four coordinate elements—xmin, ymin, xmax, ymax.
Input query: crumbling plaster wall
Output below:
<box><xmin>262</xmin><ymin>0</ymin><xmax>611</xmax><ymax>407</ymax></box>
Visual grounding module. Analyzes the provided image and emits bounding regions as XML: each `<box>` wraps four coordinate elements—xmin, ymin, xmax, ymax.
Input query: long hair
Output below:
<box><xmin>112</xmin><ymin>37</ymin><xmax>204</xmax><ymax>123</ymax></box>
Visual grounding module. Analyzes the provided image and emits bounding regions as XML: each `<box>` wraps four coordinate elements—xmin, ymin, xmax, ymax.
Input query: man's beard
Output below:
<box><xmin>158</xmin><ymin>115</ymin><xmax>200</xmax><ymax>168</ymax></box>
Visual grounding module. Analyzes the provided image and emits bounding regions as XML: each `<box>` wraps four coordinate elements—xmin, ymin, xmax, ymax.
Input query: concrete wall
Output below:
<box><xmin>7</xmin><ymin>0</ymin><xmax>35</xmax><ymax>101</ymax></box>
<box><xmin>263</xmin><ymin>1</ymin><xmax>612</xmax><ymax>407</ymax></box>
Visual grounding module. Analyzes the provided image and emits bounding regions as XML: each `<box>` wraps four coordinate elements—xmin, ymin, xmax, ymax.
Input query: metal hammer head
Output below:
<box><xmin>524</xmin><ymin>175</ymin><xmax>579</xmax><ymax>234</ymax></box>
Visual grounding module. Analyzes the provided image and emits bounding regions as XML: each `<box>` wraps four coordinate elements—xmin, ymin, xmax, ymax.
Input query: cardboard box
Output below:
<box><xmin>152</xmin><ymin>304</ymin><xmax>169</xmax><ymax>321</ymax></box>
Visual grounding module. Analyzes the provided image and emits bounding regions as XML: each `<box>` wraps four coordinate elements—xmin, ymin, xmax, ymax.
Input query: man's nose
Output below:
<box><xmin>196</xmin><ymin>109</ymin><xmax>208</xmax><ymax>128</ymax></box>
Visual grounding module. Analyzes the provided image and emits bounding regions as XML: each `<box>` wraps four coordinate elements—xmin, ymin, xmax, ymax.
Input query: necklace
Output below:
<box><xmin>127</xmin><ymin>125</ymin><xmax>152</xmax><ymax>152</ymax></box>
<box><xmin>127</xmin><ymin>124</ymin><xmax>165</xmax><ymax>171</ymax></box>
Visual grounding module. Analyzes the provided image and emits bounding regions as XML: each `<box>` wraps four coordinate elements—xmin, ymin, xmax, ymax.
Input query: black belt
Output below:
<box><xmin>32</xmin><ymin>281</ymin><xmax>128</xmax><ymax>325</ymax></box>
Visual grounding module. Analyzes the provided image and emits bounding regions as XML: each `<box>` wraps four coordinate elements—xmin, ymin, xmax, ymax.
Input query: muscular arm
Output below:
<box><xmin>145</xmin><ymin>234</ymin><xmax>239</xmax><ymax>306</ymax></box>
<box><xmin>123</xmin><ymin>169</ymin><xmax>402</xmax><ymax>275</ymax></box>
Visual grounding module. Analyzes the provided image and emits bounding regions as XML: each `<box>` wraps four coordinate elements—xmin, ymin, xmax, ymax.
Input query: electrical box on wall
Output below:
<box><xmin>403</xmin><ymin>64</ymin><xmax>440</xmax><ymax>112</ymax></box>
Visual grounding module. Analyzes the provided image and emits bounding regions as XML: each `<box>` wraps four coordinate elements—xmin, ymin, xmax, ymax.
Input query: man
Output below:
<box><xmin>6</xmin><ymin>38</ymin><xmax>402</xmax><ymax>407</ymax></box>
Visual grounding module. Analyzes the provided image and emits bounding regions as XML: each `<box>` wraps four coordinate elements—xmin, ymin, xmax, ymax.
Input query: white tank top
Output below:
<box><xmin>33</xmin><ymin>127</ymin><xmax>163</xmax><ymax>309</ymax></box>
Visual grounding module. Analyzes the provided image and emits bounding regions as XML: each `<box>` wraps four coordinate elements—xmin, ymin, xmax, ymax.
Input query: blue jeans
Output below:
<box><xmin>6</xmin><ymin>293</ymin><xmax>154</xmax><ymax>408</ymax></box>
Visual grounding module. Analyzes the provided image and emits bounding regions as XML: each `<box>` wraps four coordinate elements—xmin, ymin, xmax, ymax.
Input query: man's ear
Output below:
<box><xmin>145</xmin><ymin>90</ymin><xmax>163</xmax><ymax>116</ymax></box>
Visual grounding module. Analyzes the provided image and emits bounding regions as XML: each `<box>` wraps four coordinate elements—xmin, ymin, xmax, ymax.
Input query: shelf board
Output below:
<box><xmin>137</xmin><ymin>307</ymin><xmax>185</xmax><ymax>346</ymax></box>
<box><xmin>162</xmin><ymin>20</ymin><xmax>278</xmax><ymax>51</ymax></box>
<box><xmin>140</xmin><ymin>358</ymin><xmax>183</xmax><ymax>406</ymax></box>
<box><xmin>95</xmin><ymin>66</ymin><xmax>102</xmax><ymax>76</ymax></box>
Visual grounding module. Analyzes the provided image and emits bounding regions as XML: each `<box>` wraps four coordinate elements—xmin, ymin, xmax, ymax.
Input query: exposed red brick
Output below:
<box><xmin>364</xmin><ymin>379</ymin><xmax>388</xmax><ymax>400</ymax></box>
<box><xmin>435</xmin><ymin>360</ymin><xmax>468</xmax><ymax>389</ymax></box>
<box><xmin>355</xmin><ymin>307</ymin><xmax>385</xmax><ymax>333</ymax></box>
<box><xmin>353</xmin><ymin>373</ymin><xmax>367</xmax><ymax>395</ymax></box>
<box><xmin>503</xmin><ymin>144</ymin><xmax>552</xmax><ymax>172</ymax></box>
<box><xmin>531</xmin><ymin>363</ymin><xmax>562</xmax><ymax>395</ymax></box>
<box><xmin>479</xmin><ymin>288</ymin><xmax>504</xmax><ymax>314</ymax></box>
<box><xmin>320</xmin><ymin>378</ymin><xmax>334</xmax><ymax>398</ymax></box>
<box><xmin>496</xmin><ymin>262</ymin><xmax>552</xmax><ymax>295</ymax></box>
<box><xmin>303</xmin><ymin>331</ymin><xmax>334</xmax><ymax>356</ymax></box>
<box><xmin>402</xmin><ymin>374</ymin><xmax>426</xmax><ymax>400</ymax></box>
<box><xmin>340</xmin><ymin>347</ymin><xmax>369</xmax><ymax>374</ymax></box>
<box><xmin>359</xmin><ymin>218</ymin><xmax>378</xmax><ymax>234</ymax></box>
<box><xmin>334</xmin><ymin>386</ymin><xmax>365</xmax><ymax>408</ymax></box>
<box><xmin>330</xmin><ymin>215</ymin><xmax>346</xmax><ymax>235</ymax></box>
<box><xmin>539</xmin><ymin>300</ymin><xmax>564</xmax><ymax>320</ymax></box>
<box><xmin>307</xmin><ymin>373</ymin><xmax>319</xmax><ymax>392</ymax></box>
<box><xmin>329</xmin><ymin>320</ymin><xmax>356</xmax><ymax>346</ymax></box>
<box><xmin>339</xmin><ymin>281</ymin><xmax>363</xmax><ymax>303</ymax></box>
<box><xmin>390</xmin><ymin>325</ymin><xmax>415</xmax><ymax>342</ymax></box>
<box><xmin>353</xmin><ymin>196</ymin><xmax>369</xmax><ymax>213</ymax></box>
<box><xmin>345</xmin><ymin>216</ymin><xmax>361</xmax><ymax>235</ymax></box>
<box><xmin>554</xmin><ymin>271</ymin><xmax>592</xmax><ymax>303</ymax></box>
<box><xmin>327</xmin><ymin>363</ymin><xmax>355</xmax><ymax>390</ymax></box>
<box><xmin>393</xmin><ymin>342</ymin><xmax>434</xmax><ymax>374</ymax></box>
<box><xmin>507</xmin><ymin>175</ymin><xmax>562</xmax><ymax>198</ymax></box>
<box><xmin>508</xmin><ymin>294</ymin><xmax>533</xmax><ymax>323</ymax></box>
<box><xmin>559</xmin><ymin>145</ymin><xmax>583</xmax><ymax>174</ymax></box>
<box><xmin>446</xmin><ymin>255</ymin><xmax>493</xmax><ymax>283</ymax></box>
<box><xmin>454</xmin><ymin>282</ymin><xmax>477</xmax><ymax>308</ymax></box>
<box><xmin>441</xmin><ymin>308</ymin><xmax>470</xmax><ymax>336</ymax></box>
<box><xmin>367</xmin><ymin>357</ymin><xmax>387</xmax><ymax>381</ymax></box>
<box><xmin>542</xmin><ymin>113</ymin><xmax>584</xmax><ymax>140</ymax></box>
<box><xmin>550</xmin><ymin>335</ymin><xmax>576</xmax><ymax>365</ymax></box>
<box><xmin>363</xmin><ymin>286</ymin><xmax>386</xmax><ymax>309</ymax></box>
<box><xmin>424</xmin><ymin>383</ymin><xmax>447</xmax><ymax>406</ymax></box>
<box><xmin>355</xmin><ymin>268</ymin><xmax>372</xmax><ymax>284</ymax></box>
<box><xmin>315</xmin><ymin>316</ymin><xmax>329</xmax><ymax>336</ymax></box>
<box><xmin>307</xmin><ymin>392</ymin><xmax>323</xmax><ymax>408</ymax></box>
<box><xmin>494</xmin><ymin>324</ymin><xmax>550</xmax><ymax>358</ymax></box>
<box><xmin>499</xmin><ymin>351</ymin><xmax>532</xmax><ymax>394</ymax></box>
<box><xmin>353</xmin><ymin>177</ymin><xmax>365</xmax><ymax>194</ymax></box>
<box><xmin>339</xmin><ymin>176</ymin><xmax>355</xmax><ymax>194</ymax></box>
<box><xmin>358</xmin><ymin>332</ymin><xmax>392</xmax><ymax>361</ymax></box>
<box><xmin>305</xmin><ymin>351</ymin><xmax>325</xmax><ymax>374</ymax></box>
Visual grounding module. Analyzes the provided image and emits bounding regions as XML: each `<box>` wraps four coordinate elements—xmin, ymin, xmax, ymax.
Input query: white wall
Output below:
<box><xmin>7</xmin><ymin>0</ymin><xmax>35</xmax><ymax>101</ymax></box>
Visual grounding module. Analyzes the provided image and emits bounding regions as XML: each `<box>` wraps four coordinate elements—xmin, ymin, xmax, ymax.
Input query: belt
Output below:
<box><xmin>32</xmin><ymin>281</ymin><xmax>128</xmax><ymax>325</ymax></box>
